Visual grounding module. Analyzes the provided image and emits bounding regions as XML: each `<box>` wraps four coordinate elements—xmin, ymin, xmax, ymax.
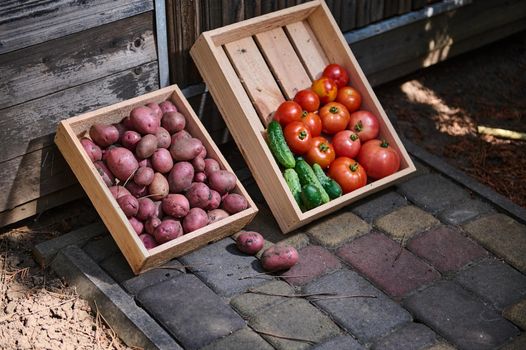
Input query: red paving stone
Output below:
<box><xmin>337</xmin><ymin>232</ymin><xmax>440</xmax><ymax>297</ymax></box>
<box><xmin>281</xmin><ymin>245</ymin><xmax>342</xmax><ymax>286</ymax></box>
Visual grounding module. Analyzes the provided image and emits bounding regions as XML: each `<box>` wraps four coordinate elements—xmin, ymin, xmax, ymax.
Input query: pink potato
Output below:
<box><xmin>134</xmin><ymin>166</ymin><xmax>155</xmax><ymax>186</ymax></box>
<box><xmin>135</xmin><ymin>134</ymin><xmax>158</xmax><ymax>159</ymax></box>
<box><xmin>125</xmin><ymin>180</ymin><xmax>148</xmax><ymax>198</ymax></box>
<box><xmin>161</xmin><ymin>111</ymin><xmax>186</xmax><ymax>134</ymax></box>
<box><xmin>192</xmin><ymin>156</ymin><xmax>205</xmax><ymax>172</ymax></box>
<box><xmin>167</xmin><ymin>162</ymin><xmax>194</xmax><ymax>193</ymax></box>
<box><xmin>154</xmin><ymin>219</ymin><xmax>183</xmax><ymax>244</ymax></box>
<box><xmin>121</xmin><ymin>116</ymin><xmax>134</xmax><ymax>130</ymax></box>
<box><xmin>169</xmin><ymin>137</ymin><xmax>204</xmax><ymax>161</ymax></box>
<box><xmin>204</xmin><ymin>158</ymin><xmax>221</xmax><ymax>176</ymax></box>
<box><xmin>153</xmin><ymin>201</ymin><xmax>163</xmax><ymax>219</ymax></box>
<box><xmin>185</xmin><ymin>182</ymin><xmax>212</xmax><ymax>209</ymax></box>
<box><xmin>109</xmin><ymin>185</ymin><xmax>131</xmax><ymax>199</ymax></box>
<box><xmin>171</xmin><ymin>130</ymin><xmax>192</xmax><ymax>144</ymax></box>
<box><xmin>156</xmin><ymin>127</ymin><xmax>171</xmax><ymax>149</ymax></box>
<box><xmin>260</xmin><ymin>244</ymin><xmax>299</xmax><ymax>272</ymax></box>
<box><xmin>236</xmin><ymin>231</ymin><xmax>264</xmax><ymax>255</ymax></box>
<box><xmin>182</xmin><ymin>208</ymin><xmax>209</xmax><ymax>233</ymax></box>
<box><xmin>208</xmin><ymin>170</ymin><xmax>237</xmax><ymax>194</ymax></box>
<box><xmin>205</xmin><ymin>190</ymin><xmax>221</xmax><ymax>210</ymax></box>
<box><xmin>139</xmin><ymin>234</ymin><xmax>158</xmax><ymax>249</ymax></box>
<box><xmin>105</xmin><ymin>147</ymin><xmax>138</xmax><ymax>182</ymax></box>
<box><xmin>113</xmin><ymin>122</ymin><xmax>128</xmax><ymax>142</ymax></box>
<box><xmin>80</xmin><ymin>138</ymin><xmax>102</xmax><ymax>162</ymax></box>
<box><xmin>148</xmin><ymin>173</ymin><xmax>169</xmax><ymax>200</ymax></box>
<box><xmin>151</xmin><ymin>148</ymin><xmax>174</xmax><ymax>174</ymax></box>
<box><xmin>130</xmin><ymin>106</ymin><xmax>160</xmax><ymax>134</ymax></box>
<box><xmin>146</xmin><ymin>102</ymin><xmax>163</xmax><ymax>120</ymax></box>
<box><xmin>221</xmin><ymin>193</ymin><xmax>248</xmax><ymax>214</ymax></box>
<box><xmin>144</xmin><ymin>217</ymin><xmax>162</xmax><ymax>235</ymax></box>
<box><xmin>162</xmin><ymin>194</ymin><xmax>190</xmax><ymax>219</ymax></box>
<box><xmin>137</xmin><ymin>197</ymin><xmax>156</xmax><ymax>221</ymax></box>
<box><xmin>94</xmin><ymin>161</ymin><xmax>115</xmax><ymax>187</ymax></box>
<box><xmin>193</xmin><ymin>172</ymin><xmax>207</xmax><ymax>183</ymax></box>
<box><xmin>121</xmin><ymin>130</ymin><xmax>141</xmax><ymax>151</ymax></box>
<box><xmin>207</xmin><ymin>209</ymin><xmax>229</xmax><ymax>224</ymax></box>
<box><xmin>117</xmin><ymin>194</ymin><xmax>139</xmax><ymax>217</ymax></box>
<box><xmin>198</xmin><ymin>147</ymin><xmax>207</xmax><ymax>159</ymax></box>
<box><xmin>89</xmin><ymin>124</ymin><xmax>119</xmax><ymax>148</ymax></box>
<box><xmin>159</xmin><ymin>100</ymin><xmax>177</xmax><ymax>114</ymax></box>
<box><xmin>137</xmin><ymin>157</ymin><xmax>152</xmax><ymax>168</ymax></box>
<box><xmin>129</xmin><ymin>217</ymin><xmax>144</xmax><ymax>235</ymax></box>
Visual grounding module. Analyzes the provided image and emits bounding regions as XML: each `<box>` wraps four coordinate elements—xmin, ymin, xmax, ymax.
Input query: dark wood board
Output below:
<box><xmin>340</xmin><ymin>0</ymin><xmax>357</xmax><ymax>31</ymax></box>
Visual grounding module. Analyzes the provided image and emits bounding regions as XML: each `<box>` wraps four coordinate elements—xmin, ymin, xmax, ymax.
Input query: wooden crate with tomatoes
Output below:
<box><xmin>190</xmin><ymin>0</ymin><xmax>415</xmax><ymax>233</ymax></box>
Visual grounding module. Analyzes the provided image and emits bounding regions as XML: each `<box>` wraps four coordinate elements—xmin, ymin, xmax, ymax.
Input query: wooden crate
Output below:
<box><xmin>190</xmin><ymin>0</ymin><xmax>415</xmax><ymax>233</ymax></box>
<box><xmin>55</xmin><ymin>85</ymin><xmax>258</xmax><ymax>274</ymax></box>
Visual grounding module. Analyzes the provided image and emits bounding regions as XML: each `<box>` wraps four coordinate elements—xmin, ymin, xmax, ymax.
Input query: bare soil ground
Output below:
<box><xmin>0</xmin><ymin>31</ymin><xmax>524</xmax><ymax>350</ymax></box>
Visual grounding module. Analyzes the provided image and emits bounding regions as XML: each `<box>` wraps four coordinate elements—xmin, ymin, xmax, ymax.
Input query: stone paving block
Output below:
<box><xmin>499</xmin><ymin>332</ymin><xmax>526</xmax><ymax>350</ymax></box>
<box><xmin>122</xmin><ymin>259</ymin><xmax>184</xmax><ymax>295</ymax></box>
<box><xmin>83</xmin><ymin>234</ymin><xmax>119</xmax><ymax>263</ymax></box>
<box><xmin>306</xmin><ymin>211</ymin><xmax>371</xmax><ymax>248</ymax></box>
<box><xmin>199</xmin><ymin>327</ymin><xmax>273</xmax><ymax>350</ymax></box>
<box><xmin>249</xmin><ymin>298</ymin><xmax>342</xmax><ymax>350</ymax></box>
<box><xmin>351</xmin><ymin>190</ymin><xmax>407</xmax><ymax>223</ymax></box>
<box><xmin>403</xmin><ymin>280</ymin><xmax>519</xmax><ymax>350</ymax></box>
<box><xmin>503</xmin><ymin>299</ymin><xmax>526</xmax><ymax>330</ymax></box>
<box><xmin>411</xmin><ymin>159</ymin><xmax>432</xmax><ymax>176</ymax></box>
<box><xmin>311</xmin><ymin>335</ymin><xmax>365</xmax><ymax>350</ymax></box>
<box><xmin>407</xmin><ymin>226</ymin><xmax>488</xmax><ymax>273</ymax></box>
<box><xmin>463</xmin><ymin>213</ymin><xmax>526</xmax><ymax>273</ymax></box>
<box><xmin>245</xmin><ymin>205</ymin><xmax>286</xmax><ymax>243</ymax></box>
<box><xmin>303</xmin><ymin>269</ymin><xmax>412</xmax><ymax>344</ymax></box>
<box><xmin>437</xmin><ymin>199</ymin><xmax>494</xmax><ymax>226</ymax></box>
<box><xmin>179</xmin><ymin>238</ymin><xmax>271</xmax><ymax>297</ymax></box>
<box><xmin>375</xmin><ymin>206</ymin><xmax>440</xmax><ymax>243</ymax></box>
<box><xmin>278</xmin><ymin>233</ymin><xmax>310</xmax><ymax>250</ymax></box>
<box><xmin>137</xmin><ymin>274</ymin><xmax>245</xmax><ymax>350</ymax></box>
<box><xmin>372</xmin><ymin>323</ymin><xmax>438</xmax><ymax>350</ymax></box>
<box><xmin>397</xmin><ymin>174</ymin><xmax>470</xmax><ymax>213</ymax></box>
<box><xmin>337</xmin><ymin>232</ymin><xmax>440</xmax><ymax>297</ymax></box>
<box><xmin>281</xmin><ymin>245</ymin><xmax>342</xmax><ymax>286</ymax></box>
<box><xmin>454</xmin><ymin>259</ymin><xmax>526</xmax><ymax>311</ymax></box>
<box><xmin>99</xmin><ymin>252</ymin><xmax>135</xmax><ymax>284</ymax></box>
<box><xmin>230</xmin><ymin>280</ymin><xmax>295</xmax><ymax>319</ymax></box>
<box><xmin>424</xmin><ymin>342</ymin><xmax>457</xmax><ymax>350</ymax></box>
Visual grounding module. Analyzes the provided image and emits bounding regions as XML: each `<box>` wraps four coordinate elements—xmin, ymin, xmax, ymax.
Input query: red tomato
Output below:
<box><xmin>319</xmin><ymin>102</ymin><xmax>350</xmax><ymax>134</ymax></box>
<box><xmin>284</xmin><ymin>121</ymin><xmax>312</xmax><ymax>155</ymax></box>
<box><xmin>357</xmin><ymin>139</ymin><xmax>401</xmax><ymax>180</ymax></box>
<box><xmin>311</xmin><ymin>77</ymin><xmax>338</xmax><ymax>105</ymax></box>
<box><xmin>348</xmin><ymin>110</ymin><xmax>380</xmax><ymax>142</ymax></box>
<box><xmin>274</xmin><ymin>101</ymin><xmax>303</xmax><ymax>126</ymax></box>
<box><xmin>293</xmin><ymin>89</ymin><xmax>320</xmax><ymax>113</ymax></box>
<box><xmin>332</xmin><ymin>130</ymin><xmax>361</xmax><ymax>158</ymax></box>
<box><xmin>327</xmin><ymin>157</ymin><xmax>367</xmax><ymax>194</ymax></box>
<box><xmin>322</xmin><ymin>64</ymin><xmax>350</xmax><ymax>88</ymax></box>
<box><xmin>336</xmin><ymin>86</ymin><xmax>362</xmax><ymax>113</ymax></box>
<box><xmin>301</xmin><ymin>111</ymin><xmax>322</xmax><ymax>137</ymax></box>
<box><xmin>305</xmin><ymin>137</ymin><xmax>335</xmax><ymax>169</ymax></box>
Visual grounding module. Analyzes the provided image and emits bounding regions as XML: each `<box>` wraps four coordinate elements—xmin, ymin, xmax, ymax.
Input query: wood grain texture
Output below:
<box><xmin>356</xmin><ymin>0</ymin><xmax>370</xmax><ymax>27</ymax></box>
<box><xmin>0</xmin><ymin>0</ymin><xmax>153</xmax><ymax>54</ymax></box>
<box><xmin>0</xmin><ymin>11</ymin><xmax>156</xmax><ymax>109</ymax></box>
<box><xmin>370</xmin><ymin>0</ymin><xmax>385</xmax><ymax>22</ymax></box>
<box><xmin>383</xmin><ymin>0</ymin><xmax>399</xmax><ymax>18</ymax></box>
<box><xmin>339</xmin><ymin>0</ymin><xmax>357</xmax><ymax>31</ymax></box>
<box><xmin>398</xmin><ymin>0</ymin><xmax>412</xmax><ymax>14</ymax></box>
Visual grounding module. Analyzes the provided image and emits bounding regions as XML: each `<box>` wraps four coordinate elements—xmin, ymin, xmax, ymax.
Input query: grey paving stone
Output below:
<box><xmin>437</xmin><ymin>199</ymin><xmax>494</xmax><ymax>226</ymax></box>
<box><xmin>306</xmin><ymin>211</ymin><xmax>371</xmax><ymax>248</ymax></box>
<box><xmin>303</xmin><ymin>269</ymin><xmax>412</xmax><ymax>344</ymax></box>
<box><xmin>249</xmin><ymin>298</ymin><xmax>341</xmax><ymax>350</ymax></box>
<box><xmin>137</xmin><ymin>274</ymin><xmax>245</xmax><ymax>350</ymax></box>
<box><xmin>311</xmin><ymin>335</ymin><xmax>365</xmax><ymax>350</ymax></box>
<box><xmin>122</xmin><ymin>259</ymin><xmax>185</xmax><ymax>295</ymax></box>
<box><xmin>375</xmin><ymin>206</ymin><xmax>440</xmax><ymax>243</ymax></box>
<box><xmin>351</xmin><ymin>190</ymin><xmax>407</xmax><ymax>223</ymax></box>
<box><xmin>83</xmin><ymin>234</ymin><xmax>119</xmax><ymax>263</ymax></box>
<box><xmin>499</xmin><ymin>332</ymin><xmax>526</xmax><ymax>350</ymax></box>
<box><xmin>51</xmin><ymin>245</ymin><xmax>181</xmax><ymax>350</ymax></box>
<box><xmin>100</xmin><ymin>253</ymin><xmax>135</xmax><ymax>284</ymax></box>
<box><xmin>179</xmin><ymin>238</ymin><xmax>271</xmax><ymax>297</ymax></box>
<box><xmin>371</xmin><ymin>322</ymin><xmax>438</xmax><ymax>350</ymax></box>
<box><xmin>503</xmin><ymin>299</ymin><xmax>526</xmax><ymax>330</ymax></box>
<box><xmin>230</xmin><ymin>280</ymin><xmax>294</xmax><ymax>319</ymax></box>
<box><xmin>403</xmin><ymin>280</ymin><xmax>519</xmax><ymax>350</ymax></box>
<box><xmin>281</xmin><ymin>245</ymin><xmax>342</xmax><ymax>286</ymax></box>
<box><xmin>397</xmin><ymin>174</ymin><xmax>470</xmax><ymax>213</ymax></box>
<box><xmin>199</xmin><ymin>327</ymin><xmax>273</xmax><ymax>350</ymax></box>
<box><xmin>245</xmin><ymin>205</ymin><xmax>286</xmax><ymax>243</ymax></box>
<box><xmin>454</xmin><ymin>258</ymin><xmax>526</xmax><ymax>310</ymax></box>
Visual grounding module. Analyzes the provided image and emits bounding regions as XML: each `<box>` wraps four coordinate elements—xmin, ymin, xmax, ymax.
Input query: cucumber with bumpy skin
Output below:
<box><xmin>301</xmin><ymin>184</ymin><xmax>322</xmax><ymax>210</ymax></box>
<box><xmin>284</xmin><ymin>169</ymin><xmax>302</xmax><ymax>208</ymax></box>
<box><xmin>267</xmin><ymin>121</ymin><xmax>295</xmax><ymax>169</ymax></box>
<box><xmin>312</xmin><ymin>163</ymin><xmax>342</xmax><ymax>199</ymax></box>
<box><xmin>295</xmin><ymin>158</ymin><xmax>330</xmax><ymax>204</ymax></box>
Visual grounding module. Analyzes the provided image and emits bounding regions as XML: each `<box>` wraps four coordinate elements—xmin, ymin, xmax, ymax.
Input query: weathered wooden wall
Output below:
<box><xmin>0</xmin><ymin>1</ymin><xmax>159</xmax><ymax>226</ymax></box>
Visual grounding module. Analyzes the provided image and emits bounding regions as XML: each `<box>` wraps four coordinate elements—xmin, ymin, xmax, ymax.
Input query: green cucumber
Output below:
<box><xmin>267</xmin><ymin>121</ymin><xmax>295</xmax><ymax>169</ymax></box>
<box><xmin>283</xmin><ymin>169</ymin><xmax>302</xmax><ymax>208</ymax></box>
<box><xmin>294</xmin><ymin>158</ymin><xmax>330</xmax><ymax>204</ymax></box>
<box><xmin>312</xmin><ymin>163</ymin><xmax>342</xmax><ymax>199</ymax></box>
<box><xmin>300</xmin><ymin>184</ymin><xmax>322</xmax><ymax>210</ymax></box>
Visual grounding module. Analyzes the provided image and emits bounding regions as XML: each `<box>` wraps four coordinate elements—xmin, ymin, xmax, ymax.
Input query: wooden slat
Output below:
<box><xmin>340</xmin><ymin>0</ymin><xmax>357</xmax><ymax>31</ymax></box>
<box><xmin>356</xmin><ymin>0</ymin><xmax>371</xmax><ymax>27</ymax></box>
<box><xmin>222</xmin><ymin>0</ymin><xmax>245</xmax><ymax>25</ymax></box>
<box><xmin>383</xmin><ymin>0</ymin><xmax>399</xmax><ymax>18</ymax></box>
<box><xmin>370</xmin><ymin>0</ymin><xmax>386</xmax><ymax>22</ymax></box>
<box><xmin>0</xmin><ymin>0</ymin><xmax>153</xmax><ymax>54</ymax></box>
<box><xmin>0</xmin><ymin>11</ymin><xmax>156</xmax><ymax>110</ymax></box>
<box><xmin>261</xmin><ymin>0</ymin><xmax>279</xmax><ymax>14</ymax></box>
<box><xmin>244</xmin><ymin>0</ymin><xmax>262</xmax><ymax>19</ymax></box>
<box><xmin>412</xmin><ymin>0</ymin><xmax>427</xmax><ymax>10</ymax></box>
<box><xmin>224</xmin><ymin>37</ymin><xmax>285</xmax><ymax>126</ymax></box>
<box><xmin>398</xmin><ymin>0</ymin><xmax>412</xmax><ymax>14</ymax></box>
<box><xmin>0</xmin><ymin>61</ymin><xmax>159</xmax><ymax>166</ymax></box>
<box><xmin>254</xmin><ymin>27</ymin><xmax>311</xmax><ymax>99</ymax></box>
<box><xmin>285</xmin><ymin>21</ymin><xmax>330</xmax><ymax>80</ymax></box>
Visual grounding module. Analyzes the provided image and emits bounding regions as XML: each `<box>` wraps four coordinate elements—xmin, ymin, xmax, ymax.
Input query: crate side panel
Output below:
<box><xmin>254</xmin><ymin>27</ymin><xmax>312</xmax><ymax>99</ymax></box>
<box><xmin>224</xmin><ymin>37</ymin><xmax>285</xmax><ymax>127</ymax></box>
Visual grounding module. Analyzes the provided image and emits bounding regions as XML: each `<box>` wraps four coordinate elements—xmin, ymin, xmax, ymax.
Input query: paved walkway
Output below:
<box><xmin>40</xmin><ymin>151</ymin><xmax>526</xmax><ymax>350</ymax></box>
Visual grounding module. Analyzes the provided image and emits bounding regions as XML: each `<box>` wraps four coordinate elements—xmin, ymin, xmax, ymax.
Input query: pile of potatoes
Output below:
<box><xmin>80</xmin><ymin>100</ymin><xmax>249</xmax><ymax>250</ymax></box>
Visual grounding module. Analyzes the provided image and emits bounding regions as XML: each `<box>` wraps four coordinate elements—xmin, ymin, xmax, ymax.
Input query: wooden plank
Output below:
<box><xmin>370</xmin><ymin>0</ymin><xmax>385</xmax><ymax>23</ymax></box>
<box><xmin>0</xmin><ymin>61</ymin><xmax>159</xmax><ymax>165</ymax></box>
<box><xmin>356</xmin><ymin>0</ymin><xmax>370</xmax><ymax>27</ymax></box>
<box><xmin>254</xmin><ymin>27</ymin><xmax>312</xmax><ymax>99</ymax></box>
<box><xmin>285</xmin><ymin>21</ymin><xmax>330</xmax><ymax>80</ymax></box>
<box><xmin>204</xmin><ymin>0</ymin><xmax>223</xmax><ymax>29</ymax></box>
<box><xmin>340</xmin><ymin>0</ymin><xmax>357</xmax><ymax>32</ymax></box>
<box><xmin>0</xmin><ymin>0</ymin><xmax>153</xmax><ymax>54</ymax></box>
<box><xmin>224</xmin><ymin>37</ymin><xmax>285</xmax><ymax>126</ymax></box>
<box><xmin>412</xmin><ymin>0</ymin><xmax>427</xmax><ymax>10</ymax></box>
<box><xmin>0</xmin><ymin>11</ymin><xmax>156</xmax><ymax>110</ymax></box>
<box><xmin>244</xmin><ymin>0</ymin><xmax>262</xmax><ymax>19</ymax></box>
<box><xmin>384</xmin><ymin>0</ymin><xmax>399</xmax><ymax>18</ymax></box>
<box><xmin>398</xmin><ymin>0</ymin><xmax>412</xmax><ymax>14</ymax></box>
<box><xmin>222</xmin><ymin>0</ymin><xmax>245</xmax><ymax>25</ymax></box>
<box><xmin>261</xmin><ymin>0</ymin><xmax>279</xmax><ymax>14</ymax></box>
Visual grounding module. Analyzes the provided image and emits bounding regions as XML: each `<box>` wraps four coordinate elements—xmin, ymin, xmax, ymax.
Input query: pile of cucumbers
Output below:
<box><xmin>267</xmin><ymin>120</ymin><xmax>342</xmax><ymax>211</ymax></box>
